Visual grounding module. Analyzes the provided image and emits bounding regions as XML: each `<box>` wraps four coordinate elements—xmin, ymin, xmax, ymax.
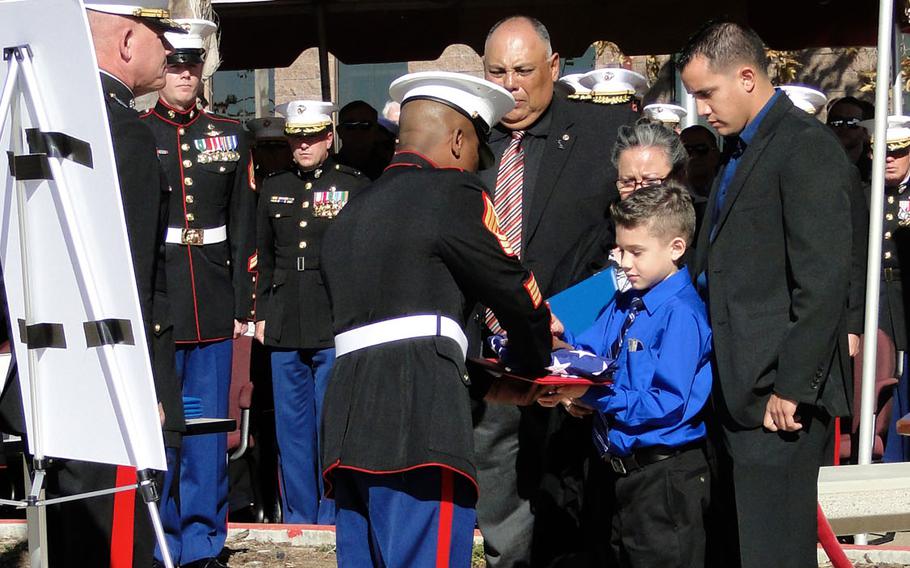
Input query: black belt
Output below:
<box><xmin>604</xmin><ymin>442</ymin><xmax>703</xmax><ymax>475</ymax></box>
<box><xmin>884</xmin><ymin>267</ymin><xmax>901</xmax><ymax>282</ymax></box>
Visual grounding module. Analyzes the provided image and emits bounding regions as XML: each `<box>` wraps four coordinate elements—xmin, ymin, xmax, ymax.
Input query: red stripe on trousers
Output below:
<box><xmin>435</xmin><ymin>469</ymin><xmax>454</xmax><ymax>568</ymax></box>
<box><xmin>110</xmin><ymin>465</ymin><xmax>136</xmax><ymax>568</ymax></box>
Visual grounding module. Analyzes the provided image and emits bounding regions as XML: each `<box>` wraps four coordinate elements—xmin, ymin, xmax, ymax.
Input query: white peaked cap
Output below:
<box><xmin>559</xmin><ymin>73</ymin><xmax>591</xmax><ymax>95</ymax></box>
<box><xmin>644</xmin><ymin>103</ymin><xmax>688</xmax><ymax>124</ymax></box>
<box><xmin>84</xmin><ymin>0</ymin><xmax>185</xmax><ymax>32</ymax></box>
<box><xmin>389</xmin><ymin>71</ymin><xmax>516</xmax><ymax>132</ymax></box>
<box><xmin>860</xmin><ymin>115</ymin><xmax>910</xmax><ymax>151</ymax></box>
<box><xmin>580</xmin><ymin>68</ymin><xmax>648</xmax><ymax>96</ymax></box>
<box><xmin>165</xmin><ymin>18</ymin><xmax>217</xmax><ymax>51</ymax></box>
<box><xmin>277</xmin><ymin>101</ymin><xmax>337</xmax><ymax>136</ymax></box>
<box><xmin>780</xmin><ymin>85</ymin><xmax>827</xmax><ymax>115</ymax></box>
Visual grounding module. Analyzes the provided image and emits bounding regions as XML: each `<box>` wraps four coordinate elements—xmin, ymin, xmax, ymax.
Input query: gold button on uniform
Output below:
<box><xmin>219</xmin><ymin>166</ymin><xmax>226</xmax><ymax>172</ymax></box>
<box><xmin>185</xmin><ymin>177</ymin><xmax>194</xmax><ymax>186</ymax></box>
<box><xmin>183</xmin><ymin>159</ymin><xmax>192</xmax><ymax>168</ymax></box>
<box><xmin>182</xmin><ymin>143</ymin><xmax>190</xmax><ymax>151</ymax></box>
<box><xmin>303</xmin><ymin>201</ymin><xmax>310</xmax><ymax>208</ymax></box>
<box><xmin>887</xmin><ymin>213</ymin><xmax>894</xmax><ymax>221</ymax></box>
<box><xmin>886</xmin><ymin>231</ymin><xmax>892</xmax><ymax>239</ymax></box>
<box><xmin>186</xmin><ymin>195</ymin><xmax>194</xmax><ymax>204</ymax></box>
<box><xmin>885</xmin><ymin>251</ymin><xmax>893</xmax><ymax>259</ymax></box>
<box><xmin>299</xmin><ymin>221</ymin><xmax>307</xmax><ymax>228</ymax></box>
<box><xmin>299</xmin><ymin>241</ymin><xmax>307</xmax><ymax>249</ymax></box>
<box><xmin>186</xmin><ymin>213</ymin><xmax>195</xmax><ymax>222</ymax></box>
<box><xmin>154</xmin><ymin>323</ymin><xmax>161</xmax><ymax>333</ymax></box>
<box><xmin>305</xmin><ymin>182</ymin><xmax>313</xmax><ymax>190</ymax></box>
<box><xmin>178</xmin><ymin>127</ymin><xmax>185</xmax><ymax>135</ymax></box>
<box><xmin>889</xmin><ymin>195</ymin><xmax>895</xmax><ymax>204</ymax></box>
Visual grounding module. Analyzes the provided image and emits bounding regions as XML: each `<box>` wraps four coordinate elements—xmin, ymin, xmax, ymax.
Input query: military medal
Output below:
<box><xmin>313</xmin><ymin>187</ymin><xmax>350</xmax><ymax>218</ymax></box>
<box><xmin>195</xmin><ymin>135</ymin><xmax>240</xmax><ymax>164</ymax></box>
<box><xmin>899</xmin><ymin>200</ymin><xmax>910</xmax><ymax>226</ymax></box>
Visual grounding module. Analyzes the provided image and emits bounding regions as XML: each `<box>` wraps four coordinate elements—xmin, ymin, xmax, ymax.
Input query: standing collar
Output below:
<box><xmin>385</xmin><ymin>150</ymin><xmax>438</xmax><ymax>170</ymax></box>
<box><xmin>154</xmin><ymin>98</ymin><xmax>203</xmax><ymax>126</ymax></box>
<box><xmin>740</xmin><ymin>90</ymin><xmax>782</xmax><ymax>145</ymax></box>
<box><xmin>99</xmin><ymin>71</ymin><xmax>135</xmax><ymax>109</ymax></box>
<box><xmin>297</xmin><ymin>155</ymin><xmax>334</xmax><ymax>180</ymax></box>
<box><xmin>628</xmin><ymin>266</ymin><xmax>692</xmax><ymax>315</ymax></box>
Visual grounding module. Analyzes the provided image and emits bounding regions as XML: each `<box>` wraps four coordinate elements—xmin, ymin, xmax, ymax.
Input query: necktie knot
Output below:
<box><xmin>629</xmin><ymin>296</ymin><xmax>644</xmax><ymax>313</ymax></box>
<box><xmin>511</xmin><ymin>130</ymin><xmax>526</xmax><ymax>142</ymax></box>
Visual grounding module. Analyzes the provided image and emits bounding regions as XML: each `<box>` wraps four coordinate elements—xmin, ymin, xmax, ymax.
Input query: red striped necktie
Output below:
<box><xmin>486</xmin><ymin>130</ymin><xmax>526</xmax><ymax>335</ymax></box>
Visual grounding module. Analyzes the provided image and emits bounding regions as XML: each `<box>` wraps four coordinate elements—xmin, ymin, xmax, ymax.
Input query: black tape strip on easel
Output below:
<box><xmin>17</xmin><ymin>319</ymin><xmax>66</xmax><ymax>349</ymax></box>
<box><xmin>7</xmin><ymin>151</ymin><xmax>51</xmax><ymax>180</ymax></box>
<box><xmin>26</xmin><ymin>129</ymin><xmax>93</xmax><ymax>168</ymax></box>
<box><xmin>83</xmin><ymin>318</ymin><xmax>134</xmax><ymax>348</ymax></box>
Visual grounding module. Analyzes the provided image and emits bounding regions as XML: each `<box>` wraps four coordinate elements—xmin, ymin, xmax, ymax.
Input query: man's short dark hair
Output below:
<box><xmin>611</xmin><ymin>182</ymin><xmax>696</xmax><ymax>245</ymax></box>
<box><xmin>676</xmin><ymin>21</ymin><xmax>768</xmax><ymax>75</ymax></box>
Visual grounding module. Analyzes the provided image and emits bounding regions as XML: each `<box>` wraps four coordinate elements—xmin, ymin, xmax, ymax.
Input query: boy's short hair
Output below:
<box><xmin>610</xmin><ymin>182</ymin><xmax>696</xmax><ymax>245</ymax></box>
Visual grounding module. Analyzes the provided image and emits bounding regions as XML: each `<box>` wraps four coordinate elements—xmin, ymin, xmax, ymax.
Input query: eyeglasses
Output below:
<box><xmin>338</xmin><ymin>121</ymin><xmax>374</xmax><ymax>131</ymax></box>
<box><xmin>684</xmin><ymin>143</ymin><xmax>714</xmax><ymax>156</ymax></box>
<box><xmin>616</xmin><ymin>177</ymin><xmax>666</xmax><ymax>191</ymax></box>
<box><xmin>827</xmin><ymin>117</ymin><xmax>862</xmax><ymax>129</ymax></box>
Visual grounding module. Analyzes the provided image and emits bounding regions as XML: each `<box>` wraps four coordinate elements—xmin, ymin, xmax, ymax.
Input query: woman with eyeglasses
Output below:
<box><xmin>552</xmin><ymin>119</ymin><xmax>703</xmax><ymax>291</ymax></box>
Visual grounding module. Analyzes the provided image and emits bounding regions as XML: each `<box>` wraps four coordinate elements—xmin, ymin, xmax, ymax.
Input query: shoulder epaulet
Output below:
<box><xmin>333</xmin><ymin>162</ymin><xmax>364</xmax><ymax>177</ymax></box>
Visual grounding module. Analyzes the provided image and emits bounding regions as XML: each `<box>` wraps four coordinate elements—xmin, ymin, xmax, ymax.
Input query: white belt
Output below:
<box><xmin>334</xmin><ymin>314</ymin><xmax>468</xmax><ymax>359</ymax></box>
<box><xmin>165</xmin><ymin>225</ymin><xmax>227</xmax><ymax>246</ymax></box>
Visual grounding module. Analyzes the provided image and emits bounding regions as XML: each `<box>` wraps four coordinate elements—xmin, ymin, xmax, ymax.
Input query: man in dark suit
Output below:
<box><xmin>473</xmin><ymin>15</ymin><xmax>637</xmax><ymax>567</ymax></box>
<box><xmin>679</xmin><ymin>22</ymin><xmax>852</xmax><ymax>568</ymax></box>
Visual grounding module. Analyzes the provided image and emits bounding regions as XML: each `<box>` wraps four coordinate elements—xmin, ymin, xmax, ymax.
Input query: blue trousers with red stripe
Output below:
<box><xmin>156</xmin><ymin>340</ymin><xmax>233</xmax><ymax>564</ymax></box>
<box><xmin>333</xmin><ymin>467</ymin><xmax>476</xmax><ymax>568</ymax></box>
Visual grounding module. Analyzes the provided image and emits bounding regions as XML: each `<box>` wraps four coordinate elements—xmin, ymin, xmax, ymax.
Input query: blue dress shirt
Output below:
<box><xmin>566</xmin><ymin>267</ymin><xmax>714</xmax><ymax>456</ymax></box>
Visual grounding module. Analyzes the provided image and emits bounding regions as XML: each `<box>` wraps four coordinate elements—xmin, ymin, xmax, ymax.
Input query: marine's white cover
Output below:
<box><xmin>0</xmin><ymin>0</ymin><xmax>166</xmax><ymax>470</ymax></box>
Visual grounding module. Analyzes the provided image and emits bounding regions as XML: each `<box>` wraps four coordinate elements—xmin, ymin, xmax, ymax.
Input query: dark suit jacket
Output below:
<box><xmin>693</xmin><ymin>94</ymin><xmax>853</xmax><ymax>428</ymax></box>
<box><xmin>478</xmin><ymin>93</ymin><xmax>638</xmax><ymax>297</ymax></box>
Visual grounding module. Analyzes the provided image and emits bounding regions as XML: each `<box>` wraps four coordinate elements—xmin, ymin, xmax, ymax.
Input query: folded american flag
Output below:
<box><xmin>487</xmin><ymin>335</ymin><xmax>614</xmax><ymax>379</ymax></box>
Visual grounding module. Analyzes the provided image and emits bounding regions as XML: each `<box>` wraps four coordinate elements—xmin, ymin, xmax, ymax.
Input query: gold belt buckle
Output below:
<box><xmin>181</xmin><ymin>228</ymin><xmax>204</xmax><ymax>246</ymax></box>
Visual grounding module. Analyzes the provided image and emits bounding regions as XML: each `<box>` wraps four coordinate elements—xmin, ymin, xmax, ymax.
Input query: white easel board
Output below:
<box><xmin>0</xmin><ymin>0</ymin><xmax>166</xmax><ymax>471</ymax></box>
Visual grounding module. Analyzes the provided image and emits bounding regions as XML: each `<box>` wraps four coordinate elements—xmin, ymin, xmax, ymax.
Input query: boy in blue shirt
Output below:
<box><xmin>539</xmin><ymin>182</ymin><xmax>713</xmax><ymax>567</ymax></box>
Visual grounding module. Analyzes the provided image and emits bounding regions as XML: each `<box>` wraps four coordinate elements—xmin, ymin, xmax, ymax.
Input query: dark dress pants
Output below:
<box><xmin>721</xmin><ymin>407</ymin><xmax>831</xmax><ymax>568</ymax></box>
<box><xmin>599</xmin><ymin>445</ymin><xmax>710</xmax><ymax>568</ymax></box>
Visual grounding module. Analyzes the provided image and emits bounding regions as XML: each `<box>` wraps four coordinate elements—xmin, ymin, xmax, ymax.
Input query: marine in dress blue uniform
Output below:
<box><xmin>140</xmin><ymin>18</ymin><xmax>256</xmax><ymax>568</ymax></box>
<box><xmin>320</xmin><ymin>72</ymin><xmax>553</xmax><ymax>567</ymax></box>
<box><xmin>255</xmin><ymin>101</ymin><xmax>369</xmax><ymax>524</ymax></box>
